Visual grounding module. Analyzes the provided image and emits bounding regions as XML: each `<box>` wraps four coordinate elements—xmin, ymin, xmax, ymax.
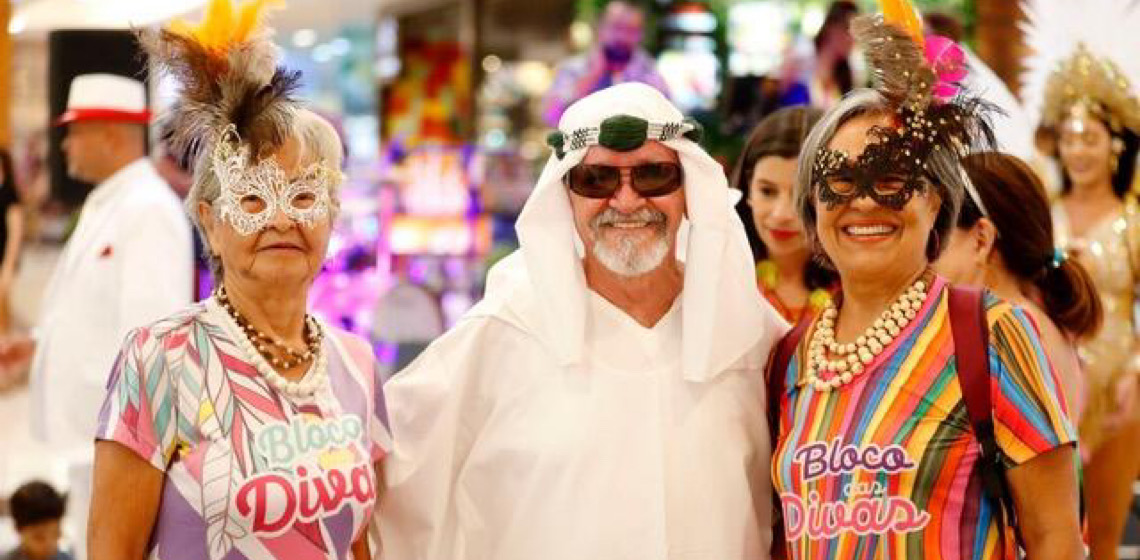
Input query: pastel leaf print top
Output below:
<box><xmin>96</xmin><ymin>299</ymin><xmax>390</xmax><ymax>560</ymax></box>
<box><xmin>771</xmin><ymin>277</ymin><xmax>1075</xmax><ymax>560</ymax></box>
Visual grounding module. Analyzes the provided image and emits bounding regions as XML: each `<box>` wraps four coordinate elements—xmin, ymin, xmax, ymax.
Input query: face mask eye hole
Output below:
<box><xmin>291</xmin><ymin>191</ymin><xmax>318</xmax><ymax>210</ymax></box>
<box><xmin>826</xmin><ymin>178</ymin><xmax>857</xmax><ymax>196</ymax></box>
<box><xmin>240</xmin><ymin>194</ymin><xmax>267</xmax><ymax>213</ymax></box>
<box><xmin>874</xmin><ymin>177</ymin><xmax>907</xmax><ymax>196</ymax></box>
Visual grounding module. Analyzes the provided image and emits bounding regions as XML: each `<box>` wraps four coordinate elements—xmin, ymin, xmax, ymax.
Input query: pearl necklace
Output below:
<box><xmin>805</xmin><ymin>274</ymin><xmax>931</xmax><ymax>392</ymax></box>
<box><xmin>214</xmin><ymin>288</ymin><xmax>328</xmax><ymax>398</ymax></box>
<box><xmin>216</xmin><ymin>287</ymin><xmax>321</xmax><ymax>369</ymax></box>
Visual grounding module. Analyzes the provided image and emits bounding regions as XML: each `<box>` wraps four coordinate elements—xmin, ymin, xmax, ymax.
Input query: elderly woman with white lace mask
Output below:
<box><xmin>87</xmin><ymin>5</ymin><xmax>388</xmax><ymax>560</ymax></box>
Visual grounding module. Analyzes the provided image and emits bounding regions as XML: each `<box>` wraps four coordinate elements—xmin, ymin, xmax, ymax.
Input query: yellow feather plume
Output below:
<box><xmin>168</xmin><ymin>0</ymin><xmax>283</xmax><ymax>54</ymax></box>
<box><xmin>879</xmin><ymin>0</ymin><xmax>924</xmax><ymax>47</ymax></box>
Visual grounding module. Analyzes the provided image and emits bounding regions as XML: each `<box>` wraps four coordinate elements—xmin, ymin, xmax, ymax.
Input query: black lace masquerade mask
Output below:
<box><xmin>810</xmin><ymin>10</ymin><xmax>996</xmax><ymax>211</ymax></box>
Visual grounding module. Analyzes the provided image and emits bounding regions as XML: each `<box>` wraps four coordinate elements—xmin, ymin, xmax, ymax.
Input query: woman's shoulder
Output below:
<box><xmin>977</xmin><ymin>290</ymin><xmax>1030</xmax><ymax>329</ymax></box>
<box><xmin>323</xmin><ymin>324</ymin><xmax>373</xmax><ymax>355</ymax></box>
<box><xmin>973</xmin><ymin>291</ymin><xmax>1056</xmax><ymax>359</ymax></box>
<box><xmin>129</xmin><ymin>300</ymin><xmax>211</xmax><ymax>344</ymax></box>
<box><xmin>322</xmin><ymin>323</ymin><xmax>379</xmax><ymax>373</ymax></box>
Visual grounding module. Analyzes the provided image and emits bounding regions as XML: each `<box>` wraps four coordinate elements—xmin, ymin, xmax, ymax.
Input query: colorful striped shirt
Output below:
<box><xmin>772</xmin><ymin>277</ymin><xmax>1076</xmax><ymax>560</ymax></box>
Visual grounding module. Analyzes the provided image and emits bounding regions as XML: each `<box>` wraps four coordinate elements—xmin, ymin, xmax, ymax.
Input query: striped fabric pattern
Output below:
<box><xmin>772</xmin><ymin>277</ymin><xmax>1075</xmax><ymax>560</ymax></box>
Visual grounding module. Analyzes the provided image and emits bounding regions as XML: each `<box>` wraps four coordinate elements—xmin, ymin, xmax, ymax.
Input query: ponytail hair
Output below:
<box><xmin>1039</xmin><ymin>257</ymin><xmax>1103</xmax><ymax>340</ymax></box>
<box><xmin>960</xmin><ymin>152</ymin><xmax>1103</xmax><ymax>339</ymax></box>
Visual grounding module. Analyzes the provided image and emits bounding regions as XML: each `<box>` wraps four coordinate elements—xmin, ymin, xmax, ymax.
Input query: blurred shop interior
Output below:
<box><xmin>0</xmin><ymin>0</ymin><xmax>1019</xmax><ymax>373</ymax></box>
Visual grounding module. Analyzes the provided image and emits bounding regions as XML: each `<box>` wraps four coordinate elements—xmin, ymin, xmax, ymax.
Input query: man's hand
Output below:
<box><xmin>0</xmin><ymin>335</ymin><xmax>34</xmax><ymax>392</ymax></box>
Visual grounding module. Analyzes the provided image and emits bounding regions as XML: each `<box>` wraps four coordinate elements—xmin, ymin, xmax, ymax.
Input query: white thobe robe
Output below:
<box><xmin>379</xmin><ymin>290</ymin><xmax>774</xmax><ymax>560</ymax></box>
<box><xmin>27</xmin><ymin>158</ymin><xmax>193</xmax><ymax>560</ymax></box>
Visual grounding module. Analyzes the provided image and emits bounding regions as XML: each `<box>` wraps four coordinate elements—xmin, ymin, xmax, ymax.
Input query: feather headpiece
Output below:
<box><xmin>139</xmin><ymin>0</ymin><xmax>302</xmax><ymax>165</ymax></box>
<box><xmin>1020</xmin><ymin>0</ymin><xmax>1140</xmax><ymax>135</ymax></box>
<box><xmin>808</xmin><ymin>0</ymin><xmax>996</xmax><ymax>213</ymax></box>
<box><xmin>848</xmin><ymin>0</ymin><xmax>996</xmax><ymax>148</ymax></box>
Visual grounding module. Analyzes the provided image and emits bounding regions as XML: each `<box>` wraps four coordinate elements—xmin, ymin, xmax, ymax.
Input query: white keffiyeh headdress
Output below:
<box><xmin>476</xmin><ymin>83</ymin><xmax>788</xmax><ymax>382</ymax></box>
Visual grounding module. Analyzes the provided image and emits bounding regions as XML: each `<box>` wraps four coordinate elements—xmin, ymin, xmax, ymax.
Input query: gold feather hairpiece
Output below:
<box><xmin>140</xmin><ymin>0</ymin><xmax>300</xmax><ymax>166</ymax></box>
<box><xmin>168</xmin><ymin>0</ymin><xmax>283</xmax><ymax>57</ymax></box>
<box><xmin>880</xmin><ymin>0</ymin><xmax>924</xmax><ymax>47</ymax></box>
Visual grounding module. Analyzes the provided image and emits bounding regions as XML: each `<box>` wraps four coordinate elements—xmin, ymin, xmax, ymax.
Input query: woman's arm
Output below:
<box><xmin>88</xmin><ymin>441</ymin><xmax>165</xmax><ymax>560</ymax></box>
<box><xmin>1007</xmin><ymin>444</ymin><xmax>1083</xmax><ymax>560</ymax></box>
<box><xmin>357</xmin><ymin>462</ymin><xmax>386</xmax><ymax>560</ymax></box>
<box><xmin>351</xmin><ymin>534</ymin><xmax>371</xmax><ymax>560</ymax></box>
<box><xmin>986</xmin><ymin>302</ymin><xmax>1083</xmax><ymax>559</ymax></box>
<box><xmin>0</xmin><ymin>204</ymin><xmax>24</xmax><ymax>288</ymax></box>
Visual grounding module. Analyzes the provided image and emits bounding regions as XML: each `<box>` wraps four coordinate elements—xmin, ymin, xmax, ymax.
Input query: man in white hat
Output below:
<box><xmin>379</xmin><ymin>83</ymin><xmax>787</xmax><ymax>560</ymax></box>
<box><xmin>0</xmin><ymin>73</ymin><xmax>193</xmax><ymax>559</ymax></box>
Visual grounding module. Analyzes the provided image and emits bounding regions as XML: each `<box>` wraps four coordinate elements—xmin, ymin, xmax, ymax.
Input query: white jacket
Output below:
<box><xmin>29</xmin><ymin>158</ymin><xmax>194</xmax><ymax>453</ymax></box>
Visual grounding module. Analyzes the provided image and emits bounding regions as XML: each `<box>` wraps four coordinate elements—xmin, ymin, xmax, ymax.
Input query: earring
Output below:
<box><xmin>927</xmin><ymin>229</ymin><xmax>941</xmax><ymax>259</ymax></box>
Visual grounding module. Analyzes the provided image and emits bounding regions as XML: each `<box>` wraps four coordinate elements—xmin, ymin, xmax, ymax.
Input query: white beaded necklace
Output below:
<box><xmin>804</xmin><ymin>274</ymin><xmax>932</xmax><ymax>392</ymax></box>
<box><xmin>212</xmin><ymin>294</ymin><xmax>329</xmax><ymax>399</ymax></box>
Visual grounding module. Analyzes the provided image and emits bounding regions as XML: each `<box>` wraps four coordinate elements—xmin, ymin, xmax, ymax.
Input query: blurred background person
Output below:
<box><xmin>779</xmin><ymin>1</ymin><xmax>859</xmax><ymax>109</ymax></box>
<box><xmin>0</xmin><ymin>149</ymin><xmax>25</xmax><ymax>336</ymax></box>
<box><xmin>729</xmin><ymin>105</ymin><xmax>835</xmax><ymax>322</ymax></box>
<box><xmin>372</xmin><ymin>254</ymin><xmax>445</xmax><ymax>377</ymax></box>
<box><xmin>542</xmin><ymin>0</ymin><xmax>669</xmax><ymax>126</ymax></box>
<box><xmin>1050</xmin><ymin>66</ymin><xmax>1140</xmax><ymax>560</ymax></box>
<box><xmin>1021</xmin><ymin>0</ymin><xmax>1140</xmax><ymax>552</ymax></box>
<box><xmin>0</xmin><ymin>73</ymin><xmax>193</xmax><ymax>560</ymax></box>
<box><xmin>935</xmin><ymin>151</ymin><xmax>1103</xmax><ymax>424</ymax></box>
<box><xmin>4</xmin><ymin>480</ymin><xmax>72</xmax><ymax>560</ymax></box>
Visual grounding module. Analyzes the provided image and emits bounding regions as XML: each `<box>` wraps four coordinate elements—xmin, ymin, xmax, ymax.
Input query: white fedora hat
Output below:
<box><xmin>55</xmin><ymin>73</ymin><xmax>151</xmax><ymax>126</ymax></box>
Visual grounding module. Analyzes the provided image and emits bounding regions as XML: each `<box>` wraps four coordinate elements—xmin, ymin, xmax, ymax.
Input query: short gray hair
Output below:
<box><xmin>187</xmin><ymin>109</ymin><xmax>344</xmax><ymax>279</ymax></box>
<box><xmin>794</xmin><ymin>88</ymin><xmax>966</xmax><ymax>266</ymax></box>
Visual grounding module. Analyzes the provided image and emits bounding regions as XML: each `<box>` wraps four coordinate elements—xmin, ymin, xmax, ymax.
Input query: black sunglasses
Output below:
<box><xmin>564</xmin><ymin>163</ymin><xmax>684</xmax><ymax>199</ymax></box>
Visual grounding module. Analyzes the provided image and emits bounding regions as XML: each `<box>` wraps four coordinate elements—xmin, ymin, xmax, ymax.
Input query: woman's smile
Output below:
<box><xmin>838</xmin><ymin>220</ymin><xmax>900</xmax><ymax>242</ymax></box>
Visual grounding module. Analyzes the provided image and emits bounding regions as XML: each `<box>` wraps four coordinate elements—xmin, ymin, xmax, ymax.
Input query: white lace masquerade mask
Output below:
<box><xmin>212</xmin><ymin>125</ymin><xmax>339</xmax><ymax>236</ymax></box>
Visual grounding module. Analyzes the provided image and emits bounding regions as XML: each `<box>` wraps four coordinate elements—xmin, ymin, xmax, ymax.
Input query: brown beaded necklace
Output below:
<box><xmin>215</xmin><ymin>286</ymin><xmax>322</xmax><ymax>369</ymax></box>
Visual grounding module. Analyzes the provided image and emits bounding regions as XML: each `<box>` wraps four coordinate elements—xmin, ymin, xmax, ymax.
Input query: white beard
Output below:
<box><xmin>589</xmin><ymin>208</ymin><xmax>672</xmax><ymax>277</ymax></box>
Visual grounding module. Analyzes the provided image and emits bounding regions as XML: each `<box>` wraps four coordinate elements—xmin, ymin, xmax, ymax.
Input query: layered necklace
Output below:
<box><xmin>215</xmin><ymin>286</ymin><xmax>327</xmax><ymax>397</ymax></box>
<box><xmin>804</xmin><ymin>271</ymin><xmax>932</xmax><ymax>392</ymax></box>
<box><xmin>756</xmin><ymin>260</ymin><xmax>833</xmax><ymax>321</ymax></box>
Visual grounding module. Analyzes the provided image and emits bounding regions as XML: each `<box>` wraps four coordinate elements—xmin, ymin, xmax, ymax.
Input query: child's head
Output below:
<box><xmin>9</xmin><ymin>481</ymin><xmax>67</xmax><ymax>560</ymax></box>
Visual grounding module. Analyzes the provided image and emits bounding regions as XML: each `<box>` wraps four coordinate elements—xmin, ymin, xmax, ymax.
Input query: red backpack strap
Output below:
<box><xmin>767</xmin><ymin>317</ymin><xmax>811</xmax><ymax>444</ymax></box>
<box><xmin>947</xmin><ymin>286</ymin><xmax>1023</xmax><ymax>552</ymax></box>
<box><xmin>765</xmin><ymin>316</ymin><xmax>811</xmax><ymax>560</ymax></box>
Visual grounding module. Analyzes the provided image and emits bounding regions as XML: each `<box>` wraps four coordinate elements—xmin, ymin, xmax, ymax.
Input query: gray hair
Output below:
<box><xmin>186</xmin><ymin>108</ymin><xmax>345</xmax><ymax>279</ymax></box>
<box><xmin>794</xmin><ymin>88</ymin><xmax>966</xmax><ymax>266</ymax></box>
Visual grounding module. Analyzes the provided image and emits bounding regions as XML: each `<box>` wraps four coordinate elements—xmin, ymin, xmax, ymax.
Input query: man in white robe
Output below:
<box><xmin>379</xmin><ymin>83</ymin><xmax>788</xmax><ymax>560</ymax></box>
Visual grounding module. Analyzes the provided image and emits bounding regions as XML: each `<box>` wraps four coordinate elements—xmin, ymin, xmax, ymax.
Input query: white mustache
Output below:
<box><xmin>591</xmin><ymin>208</ymin><xmax>667</xmax><ymax>229</ymax></box>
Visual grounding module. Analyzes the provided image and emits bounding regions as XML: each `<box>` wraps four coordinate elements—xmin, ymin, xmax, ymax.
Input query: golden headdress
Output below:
<box><xmin>1021</xmin><ymin>0</ymin><xmax>1140</xmax><ymax>135</ymax></box>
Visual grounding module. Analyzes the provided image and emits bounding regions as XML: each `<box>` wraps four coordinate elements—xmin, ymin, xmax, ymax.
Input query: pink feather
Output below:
<box><xmin>925</xmin><ymin>34</ymin><xmax>967</xmax><ymax>102</ymax></box>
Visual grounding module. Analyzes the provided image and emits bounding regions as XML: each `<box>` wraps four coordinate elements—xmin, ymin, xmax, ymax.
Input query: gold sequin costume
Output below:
<box><xmin>1053</xmin><ymin>200</ymin><xmax>1140</xmax><ymax>451</ymax></box>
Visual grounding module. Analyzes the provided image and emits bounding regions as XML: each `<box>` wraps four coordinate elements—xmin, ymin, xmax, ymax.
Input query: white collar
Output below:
<box><xmin>587</xmin><ymin>290</ymin><xmax>681</xmax><ymax>367</ymax></box>
<box><xmin>84</xmin><ymin>158</ymin><xmax>153</xmax><ymax>209</ymax></box>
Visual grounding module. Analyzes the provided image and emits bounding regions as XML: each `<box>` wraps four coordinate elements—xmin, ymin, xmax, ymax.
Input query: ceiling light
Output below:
<box><xmin>293</xmin><ymin>28</ymin><xmax>318</xmax><ymax>49</ymax></box>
